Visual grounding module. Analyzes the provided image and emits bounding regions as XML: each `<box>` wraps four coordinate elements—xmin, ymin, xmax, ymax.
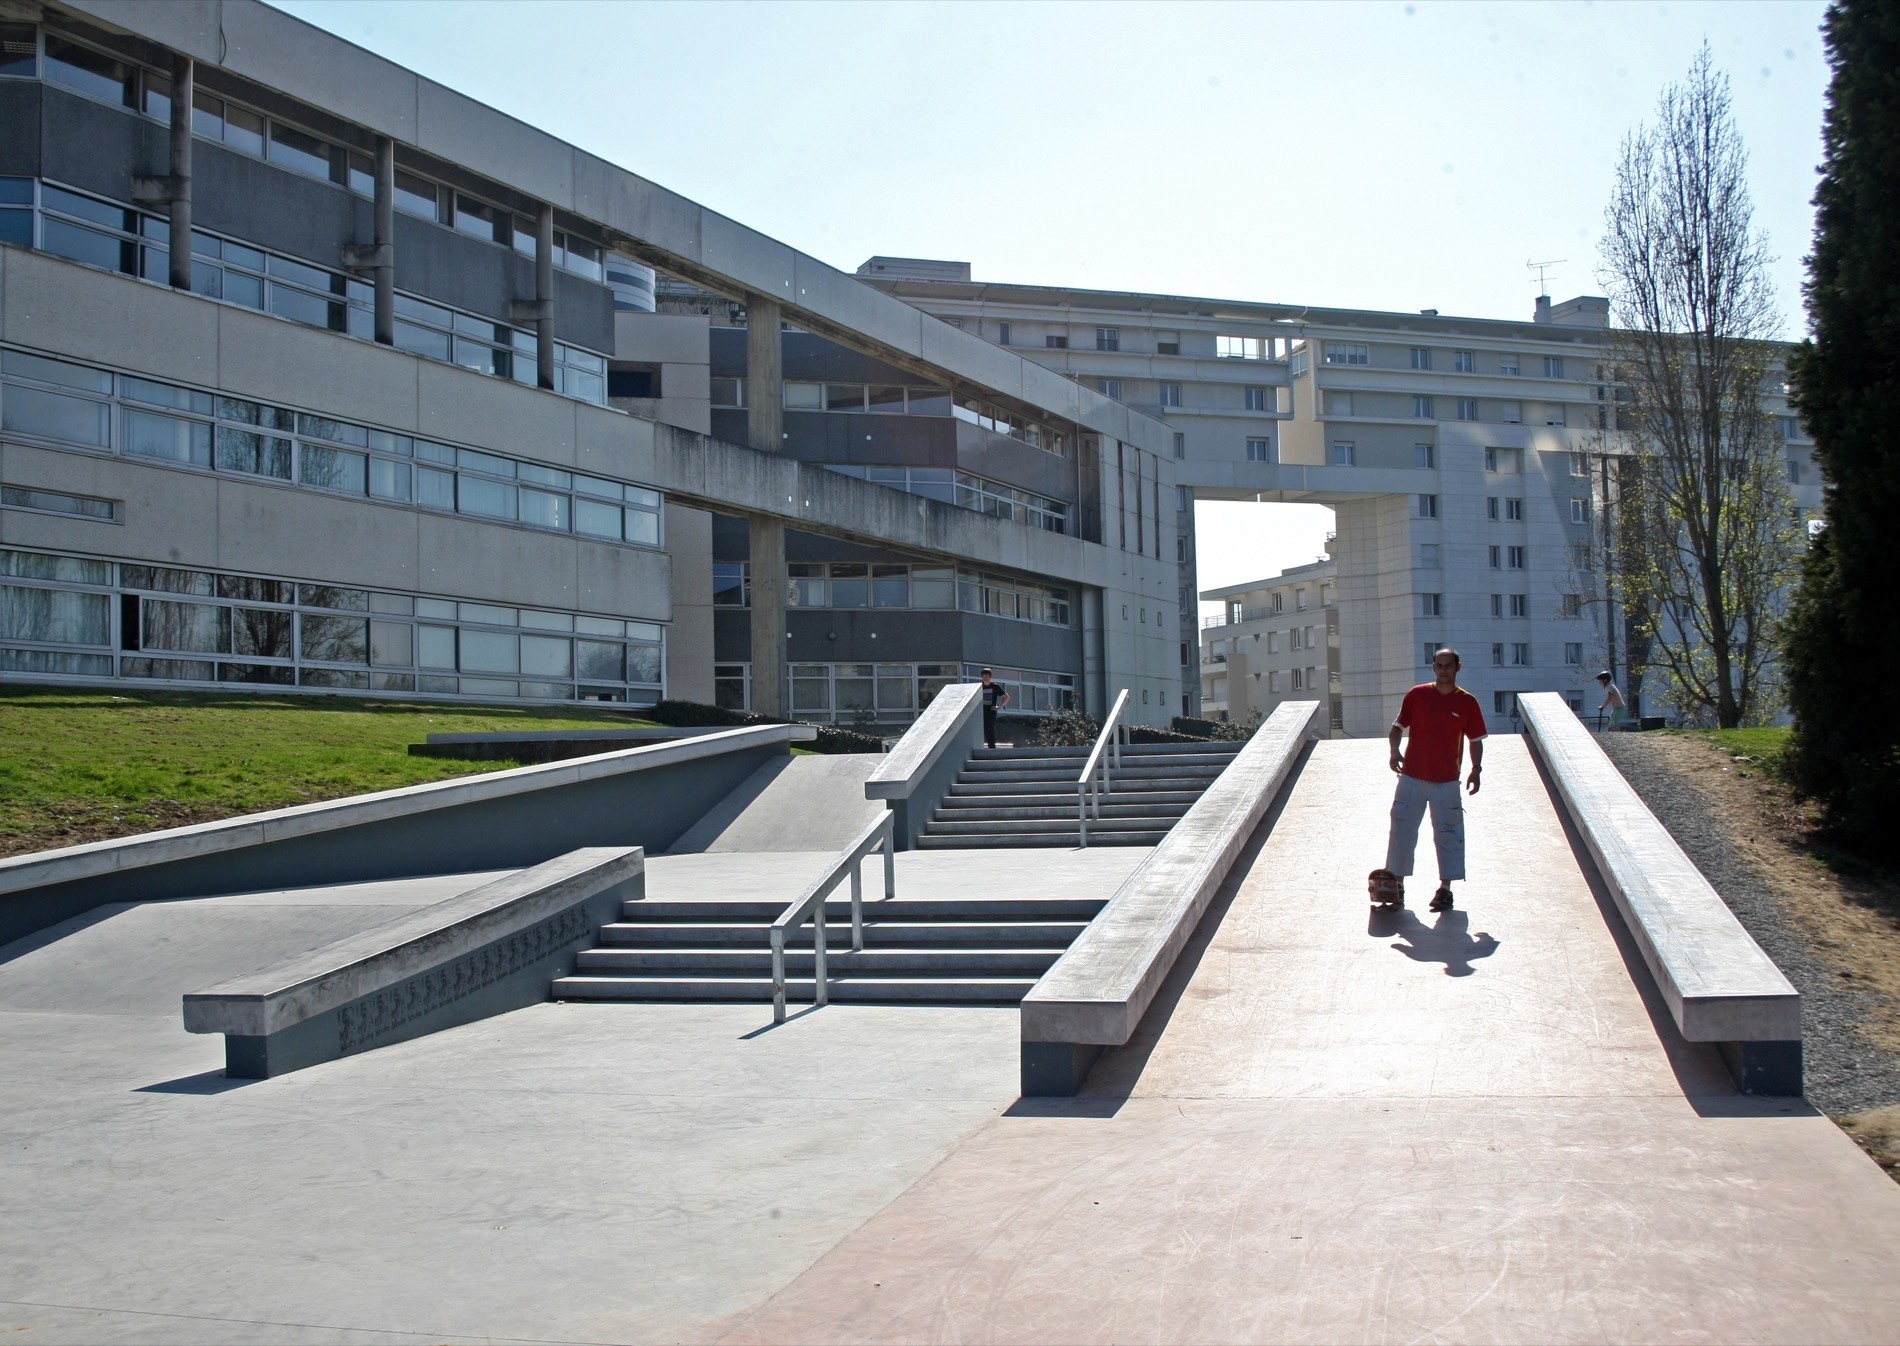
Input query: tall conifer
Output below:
<box><xmin>1784</xmin><ymin>0</ymin><xmax>1900</xmax><ymax>852</ymax></box>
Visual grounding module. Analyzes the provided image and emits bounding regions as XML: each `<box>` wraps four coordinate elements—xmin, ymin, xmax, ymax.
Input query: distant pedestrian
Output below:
<box><xmin>1371</xmin><ymin>647</ymin><xmax>1486</xmax><ymax>913</ymax></box>
<box><xmin>978</xmin><ymin>668</ymin><xmax>1009</xmax><ymax>749</ymax></box>
<box><xmin>1595</xmin><ymin>671</ymin><xmax>1626</xmax><ymax>731</ymax></box>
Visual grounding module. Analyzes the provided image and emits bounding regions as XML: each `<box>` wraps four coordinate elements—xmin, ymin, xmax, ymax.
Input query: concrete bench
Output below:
<box><xmin>1020</xmin><ymin>700</ymin><xmax>1323</xmax><ymax>1095</ymax></box>
<box><xmin>184</xmin><ymin>847</ymin><xmax>641</xmax><ymax>1078</ymax></box>
<box><xmin>1518</xmin><ymin>693</ymin><xmax>1801</xmax><ymax>1094</ymax></box>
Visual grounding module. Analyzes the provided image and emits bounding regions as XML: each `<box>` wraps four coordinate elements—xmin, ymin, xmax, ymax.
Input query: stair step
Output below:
<box><xmin>597</xmin><ymin>920</ymin><xmax>1092</xmax><ymax>947</ymax></box>
<box><xmin>553</xmin><ymin>976</ymin><xmax>1038</xmax><ymax>1004</ymax></box>
<box><xmin>932</xmin><ymin>802</ymin><xmax>1191</xmax><ymax>821</ymax></box>
<box><xmin>616</xmin><ymin>898</ymin><xmax>1105</xmax><ymax>922</ymax></box>
<box><xmin>575</xmin><ymin>948</ymin><xmax>1064</xmax><ymax>974</ymax></box>
<box><xmin>914</xmin><ymin>831</ymin><xmax>1165</xmax><ymax>849</ymax></box>
<box><xmin>925</xmin><ymin>816</ymin><xmax>1178</xmax><ymax>835</ymax></box>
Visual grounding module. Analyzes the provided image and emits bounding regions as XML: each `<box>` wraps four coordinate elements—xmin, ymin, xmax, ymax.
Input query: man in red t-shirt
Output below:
<box><xmin>1378</xmin><ymin>647</ymin><xmax>1486</xmax><ymax>911</ymax></box>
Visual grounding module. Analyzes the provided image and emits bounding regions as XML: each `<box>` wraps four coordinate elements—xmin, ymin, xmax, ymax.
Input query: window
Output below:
<box><xmin>1486</xmin><ymin>446</ymin><xmax>1521</xmax><ymax>474</ymax></box>
<box><xmin>1507</xmin><ymin>546</ymin><xmax>1527</xmax><ymax>569</ymax></box>
<box><xmin>1572</xmin><ymin>540</ymin><xmax>1595</xmax><ymax>571</ymax></box>
<box><xmin>1486</xmin><ymin>496</ymin><xmax>1500</xmax><ymax>521</ymax></box>
<box><xmin>1543</xmin><ymin>356</ymin><xmax>1565</xmax><ymax>378</ymax></box>
<box><xmin>1416</xmin><ymin>494</ymin><xmax>1438</xmax><ymax>518</ymax></box>
<box><xmin>1571</xmin><ymin>452</ymin><xmax>1590</xmax><ymax>477</ymax></box>
<box><xmin>712</xmin><ymin>562</ymin><xmax>748</xmax><ymax>608</ymax></box>
<box><xmin>1290</xmin><ymin>627</ymin><xmax>1303</xmax><ymax>650</ymax></box>
<box><xmin>1245</xmin><ymin>386</ymin><xmax>1267</xmax><ymax>412</ymax></box>
<box><xmin>1324</xmin><ymin>343</ymin><xmax>1369</xmax><ymax>365</ymax></box>
<box><xmin>44</xmin><ymin>36</ymin><xmax>135</xmax><ymax>108</ymax></box>
<box><xmin>1271</xmin><ymin>592</ymin><xmax>1284</xmax><ymax>613</ymax></box>
<box><xmin>1418</xmin><ymin>543</ymin><xmax>1440</xmax><ymax>568</ymax></box>
<box><xmin>1176</xmin><ymin>485</ymin><xmax>1190</xmax><ymax>511</ymax></box>
<box><xmin>1</xmin><ymin>22</ymin><xmax>38</xmax><ymax>78</ymax></box>
<box><xmin>1565</xmin><ymin>642</ymin><xmax>1584</xmax><ymax>665</ymax></box>
<box><xmin>1500</xmin><ymin>401</ymin><xmax>1522</xmax><ymax>424</ymax></box>
<box><xmin>1246</xmin><ymin>438</ymin><xmax>1271</xmax><ymax>463</ymax></box>
<box><xmin>1787</xmin><ymin>458</ymin><xmax>1803</xmax><ymax>485</ymax></box>
<box><xmin>1490</xmin><ymin>594</ymin><xmax>1503</xmax><ymax>618</ymax></box>
<box><xmin>1511</xmin><ymin>642</ymin><xmax>1531</xmax><ymax>666</ymax></box>
<box><xmin>1570</xmin><ymin>497</ymin><xmax>1588</xmax><ymax>524</ymax></box>
<box><xmin>1506</xmin><ymin>497</ymin><xmax>1524</xmax><ymax>521</ymax></box>
<box><xmin>1456</xmin><ymin>398</ymin><xmax>1478</xmax><ymax>421</ymax></box>
<box><xmin>1510</xmin><ymin>594</ymin><xmax>1528</xmax><ymax>617</ymax></box>
<box><xmin>1492</xmin><ymin>643</ymin><xmax>1505</xmax><ymax>667</ymax></box>
<box><xmin>1415</xmin><ymin>443</ymin><xmax>1436</xmax><ymax>469</ymax></box>
<box><xmin>1500</xmin><ymin>353</ymin><xmax>1519</xmax><ymax>376</ymax></box>
<box><xmin>1045</xmin><ymin>334</ymin><xmax>1068</xmax><ymax>349</ymax></box>
<box><xmin>1291</xmin><ymin>668</ymin><xmax>1304</xmax><ymax>691</ymax></box>
<box><xmin>1410</xmin><ymin>347</ymin><xmax>1432</xmax><ymax>370</ymax></box>
<box><xmin>1268</xmin><ymin>671</ymin><xmax>1279</xmax><ymax>693</ymax></box>
<box><xmin>1419</xmin><ymin>593</ymin><xmax>1443</xmax><ymax>617</ymax></box>
<box><xmin>1159</xmin><ymin>381</ymin><xmax>1181</xmax><ymax>407</ymax></box>
<box><xmin>1268</xmin><ymin>632</ymin><xmax>1280</xmax><ymax>653</ymax></box>
<box><xmin>1330</xmin><ymin>441</ymin><xmax>1356</xmax><ymax>467</ymax></box>
<box><xmin>1095</xmin><ymin>378</ymin><xmax>1122</xmax><ymax>400</ymax></box>
<box><xmin>1488</xmin><ymin>546</ymin><xmax>1501</xmax><ymax>569</ymax></box>
<box><xmin>1</xmin><ymin>485</ymin><xmax>116</xmax><ymax>521</ymax></box>
<box><xmin>1321</xmin><ymin>390</ymin><xmax>1353</xmax><ymax>417</ymax></box>
<box><xmin>997</xmin><ymin>321</ymin><xmax>1010</xmax><ymax>346</ymax></box>
<box><xmin>1413</xmin><ymin>395</ymin><xmax>1435</xmax><ymax>419</ymax></box>
<box><xmin>1424</xmin><ymin>643</ymin><xmax>1441</xmax><ymax>667</ymax></box>
<box><xmin>1496</xmin><ymin>691</ymin><xmax>1519</xmax><ymax>716</ymax></box>
<box><xmin>1158</xmin><ymin>332</ymin><xmax>1180</xmax><ymax>355</ymax></box>
<box><xmin>1560</xmin><ymin>593</ymin><xmax>1582</xmax><ymax>619</ymax></box>
<box><xmin>714</xmin><ymin>663</ymin><xmax>749</xmax><ymax>712</ymax></box>
<box><xmin>1096</xmin><ymin>328</ymin><xmax>1119</xmax><ymax>352</ymax></box>
<box><xmin>1454</xmin><ymin>350</ymin><xmax>1476</xmax><ymax>373</ymax></box>
<box><xmin>1214</xmin><ymin>335</ymin><xmax>1260</xmax><ymax>360</ymax></box>
<box><xmin>1545</xmin><ymin>405</ymin><xmax>1567</xmax><ymax>427</ymax></box>
<box><xmin>1173</xmin><ymin>432</ymin><xmax>1186</xmax><ymax>459</ymax></box>
<box><xmin>1296</xmin><ymin>589</ymin><xmax>1308</xmax><ymax>611</ymax></box>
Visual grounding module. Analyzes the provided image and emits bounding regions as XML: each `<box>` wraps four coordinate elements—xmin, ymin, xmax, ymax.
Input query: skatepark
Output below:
<box><xmin>2</xmin><ymin>693</ymin><xmax>1898</xmax><ymax>1343</ymax></box>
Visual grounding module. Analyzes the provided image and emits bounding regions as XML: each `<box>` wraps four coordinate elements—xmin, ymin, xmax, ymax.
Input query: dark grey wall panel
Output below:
<box><xmin>0</xmin><ymin>83</ymin><xmax>42</xmax><ymax>177</ymax></box>
<box><xmin>0</xmin><ymin>744</ymin><xmax>780</xmax><ymax>949</ymax></box>
<box><xmin>783</xmin><ymin>411</ymin><xmax>955</xmax><ymax>468</ymax></box>
<box><xmin>38</xmin><ymin>86</ymin><xmax>166</xmax><ymax>201</ymax></box>
<box><xmin>961</xmin><ymin>612</ymin><xmax>1083</xmax><ymax>676</ymax></box>
<box><xmin>713</xmin><ymin>607</ymin><xmax>748</xmax><ymax>661</ymax></box>
<box><xmin>786</xmin><ymin>609</ymin><xmax>963</xmax><ymax>666</ymax></box>
<box><xmin>393</xmin><ymin>213</ymin><xmax>530</xmax><ymax>323</ymax></box>
<box><xmin>551</xmin><ymin>267</ymin><xmax>613</xmax><ymax>354</ymax></box>
<box><xmin>192</xmin><ymin>141</ymin><xmax>360</xmax><ymax>270</ymax></box>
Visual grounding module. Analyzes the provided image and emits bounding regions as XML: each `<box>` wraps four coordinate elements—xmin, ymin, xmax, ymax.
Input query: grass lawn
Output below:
<box><xmin>0</xmin><ymin>687</ymin><xmax>658</xmax><ymax>857</ymax></box>
<box><xmin>1691</xmin><ymin>724</ymin><xmax>1791</xmax><ymax>771</ymax></box>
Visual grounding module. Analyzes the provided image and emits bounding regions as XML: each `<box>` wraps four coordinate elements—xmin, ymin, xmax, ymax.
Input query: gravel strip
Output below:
<box><xmin>1597</xmin><ymin>733</ymin><xmax>1900</xmax><ymax>1116</ymax></box>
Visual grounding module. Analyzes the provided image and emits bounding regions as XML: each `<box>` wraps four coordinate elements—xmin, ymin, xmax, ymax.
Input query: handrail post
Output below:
<box><xmin>771</xmin><ymin>925</ymin><xmax>787</xmax><ymax>1024</ymax></box>
<box><xmin>1078</xmin><ymin>781</ymin><xmax>1089</xmax><ymax>848</ymax></box>
<box><xmin>881</xmin><ymin>823</ymin><xmax>895</xmax><ymax>900</ymax></box>
<box><xmin>813</xmin><ymin>902</ymin><xmax>828</xmax><ymax>1008</ymax></box>
<box><xmin>849</xmin><ymin>862</ymin><xmax>864</xmax><ymax>952</ymax></box>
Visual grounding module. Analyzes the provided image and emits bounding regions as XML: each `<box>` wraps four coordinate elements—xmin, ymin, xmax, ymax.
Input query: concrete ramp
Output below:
<box><xmin>665</xmin><ymin>754</ymin><xmax>885</xmax><ymax>854</ymax></box>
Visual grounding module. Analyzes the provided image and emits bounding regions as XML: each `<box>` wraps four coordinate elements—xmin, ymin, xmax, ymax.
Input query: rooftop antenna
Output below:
<box><xmin>1526</xmin><ymin>258</ymin><xmax>1565</xmax><ymax>298</ymax></box>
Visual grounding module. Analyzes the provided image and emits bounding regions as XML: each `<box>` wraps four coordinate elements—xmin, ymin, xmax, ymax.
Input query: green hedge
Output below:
<box><xmin>642</xmin><ymin>700</ymin><xmax>883</xmax><ymax>755</ymax></box>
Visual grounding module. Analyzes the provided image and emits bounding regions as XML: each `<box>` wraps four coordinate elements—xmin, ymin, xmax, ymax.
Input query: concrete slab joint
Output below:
<box><xmin>1019</xmin><ymin>699</ymin><xmax>1322</xmax><ymax>1095</ymax></box>
<box><xmin>183</xmin><ymin>847</ymin><xmax>644</xmax><ymax>1078</ymax></box>
<box><xmin>1517</xmin><ymin>693</ymin><xmax>1802</xmax><ymax>1094</ymax></box>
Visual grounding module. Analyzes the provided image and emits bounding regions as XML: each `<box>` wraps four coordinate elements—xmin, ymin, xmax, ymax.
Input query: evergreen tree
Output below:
<box><xmin>1784</xmin><ymin>0</ymin><xmax>1900</xmax><ymax>854</ymax></box>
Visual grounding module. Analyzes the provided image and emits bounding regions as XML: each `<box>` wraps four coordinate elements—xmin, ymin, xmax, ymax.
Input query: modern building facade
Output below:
<box><xmin>1199</xmin><ymin>559</ymin><xmax>1341</xmax><ymax>731</ymax></box>
<box><xmin>0</xmin><ymin>1</ymin><xmax>1184</xmax><ymax>729</ymax></box>
<box><xmin>857</xmin><ymin>263</ymin><xmax>1821</xmax><ymax>734</ymax></box>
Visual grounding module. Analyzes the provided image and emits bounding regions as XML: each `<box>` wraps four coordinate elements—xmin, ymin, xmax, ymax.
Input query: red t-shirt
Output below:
<box><xmin>1394</xmin><ymin>684</ymin><xmax>1488</xmax><ymax>783</ymax></box>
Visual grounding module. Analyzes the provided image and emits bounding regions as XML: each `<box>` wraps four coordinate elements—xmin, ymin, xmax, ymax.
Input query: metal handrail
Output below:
<box><xmin>1076</xmin><ymin>688</ymin><xmax>1131</xmax><ymax>848</ymax></box>
<box><xmin>769</xmin><ymin>810</ymin><xmax>897</xmax><ymax>1023</ymax></box>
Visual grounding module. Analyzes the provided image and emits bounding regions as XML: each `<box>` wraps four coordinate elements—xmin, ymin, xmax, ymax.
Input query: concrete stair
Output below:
<box><xmin>552</xmin><ymin>896</ymin><xmax>1105</xmax><ymax>1005</ymax></box>
<box><xmin>916</xmin><ymin>742</ymin><xmax>1245</xmax><ymax>849</ymax></box>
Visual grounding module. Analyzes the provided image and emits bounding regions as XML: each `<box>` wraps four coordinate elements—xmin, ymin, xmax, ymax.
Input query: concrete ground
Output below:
<box><xmin>718</xmin><ymin>738</ymin><xmax>1900</xmax><ymax>1345</ymax></box>
<box><xmin>0</xmin><ymin>847</ymin><xmax>1145</xmax><ymax>1345</ymax></box>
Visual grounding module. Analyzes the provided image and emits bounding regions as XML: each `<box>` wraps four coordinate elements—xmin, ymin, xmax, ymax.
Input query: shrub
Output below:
<box><xmin>1032</xmin><ymin>707</ymin><xmax>1102</xmax><ymax>747</ymax></box>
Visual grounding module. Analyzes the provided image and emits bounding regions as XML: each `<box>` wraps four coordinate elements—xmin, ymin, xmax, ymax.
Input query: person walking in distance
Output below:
<box><xmin>1595</xmin><ymin>671</ymin><xmax>1626</xmax><ymax>732</ymax></box>
<box><xmin>978</xmin><ymin>668</ymin><xmax>1009</xmax><ymax>750</ymax></box>
<box><xmin>1372</xmin><ymin>648</ymin><xmax>1486</xmax><ymax>912</ymax></box>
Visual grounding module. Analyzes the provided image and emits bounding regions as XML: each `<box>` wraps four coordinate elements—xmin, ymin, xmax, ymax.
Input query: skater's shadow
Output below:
<box><xmin>1370</xmin><ymin>908</ymin><xmax>1499</xmax><ymax>977</ymax></box>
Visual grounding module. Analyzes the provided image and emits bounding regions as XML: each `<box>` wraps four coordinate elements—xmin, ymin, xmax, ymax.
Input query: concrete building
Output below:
<box><xmin>1199</xmin><ymin>558</ymin><xmax>1340</xmax><ymax>731</ymax></box>
<box><xmin>0</xmin><ymin>1</ymin><xmax>1183</xmax><ymax>730</ymax></box>
<box><xmin>858</xmin><ymin>263</ymin><xmax>1821</xmax><ymax>734</ymax></box>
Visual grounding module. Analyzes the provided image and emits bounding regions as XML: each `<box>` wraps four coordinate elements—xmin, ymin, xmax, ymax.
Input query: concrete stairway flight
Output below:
<box><xmin>553</xmin><ymin>894</ymin><xmax>1105</xmax><ymax>1005</ymax></box>
<box><xmin>916</xmin><ymin>741</ymin><xmax>1245</xmax><ymax>849</ymax></box>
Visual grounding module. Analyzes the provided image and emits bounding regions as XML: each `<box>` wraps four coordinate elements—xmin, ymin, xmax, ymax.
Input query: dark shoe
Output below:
<box><xmin>1430</xmin><ymin>886</ymin><xmax>1454</xmax><ymax>912</ymax></box>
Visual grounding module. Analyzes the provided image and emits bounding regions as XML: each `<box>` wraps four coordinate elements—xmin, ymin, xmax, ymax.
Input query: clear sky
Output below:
<box><xmin>271</xmin><ymin>0</ymin><xmax>1833</xmax><ymax>608</ymax></box>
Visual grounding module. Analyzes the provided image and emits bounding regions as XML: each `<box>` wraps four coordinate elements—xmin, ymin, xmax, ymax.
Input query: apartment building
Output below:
<box><xmin>0</xmin><ymin>2</ymin><xmax>1183</xmax><ymax>729</ymax></box>
<box><xmin>859</xmin><ymin>262</ymin><xmax>1821</xmax><ymax>734</ymax></box>
<box><xmin>1199</xmin><ymin>559</ymin><xmax>1341</xmax><ymax>731</ymax></box>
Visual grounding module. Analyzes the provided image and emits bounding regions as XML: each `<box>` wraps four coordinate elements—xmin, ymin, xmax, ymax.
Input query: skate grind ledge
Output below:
<box><xmin>1518</xmin><ymin>693</ymin><xmax>1801</xmax><ymax>1094</ymax></box>
<box><xmin>1019</xmin><ymin>700</ymin><xmax>1323</xmax><ymax>1095</ymax></box>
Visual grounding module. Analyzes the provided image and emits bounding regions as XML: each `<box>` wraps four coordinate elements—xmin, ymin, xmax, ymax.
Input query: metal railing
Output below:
<box><xmin>769</xmin><ymin>810</ymin><xmax>897</xmax><ymax>1023</ymax></box>
<box><xmin>1077</xmin><ymin>688</ymin><xmax>1131</xmax><ymax>849</ymax></box>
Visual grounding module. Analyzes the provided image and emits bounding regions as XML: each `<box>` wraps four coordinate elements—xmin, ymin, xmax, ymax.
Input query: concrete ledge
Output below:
<box><xmin>184</xmin><ymin>848</ymin><xmax>641</xmax><ymax>1078</ymax></box>
<box><xmin>864</xmin><ymin>684</ymin><xmax>983</xmax><ymax>850</ymax></box>
<box><xmin>1518</xmin><ymin>693</ymin><xmax>1801</xmax><ymax>1094</ymax></box>
<box><xmin>1019</xmin><ymin>700</ymin><xmax>1322</xmax><ymax>1095</ymax></box>
<box><xmin>0</xmin><ymin>725</ymin><xmax>799</xmax><ymax>948</ymax></box>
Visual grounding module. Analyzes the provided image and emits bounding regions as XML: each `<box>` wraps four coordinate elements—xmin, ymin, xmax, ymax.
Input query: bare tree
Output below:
<box><xmin>1598</xmin><ymin>45</ymin><xmax>1800</xmax><ymax>728</ymax></box>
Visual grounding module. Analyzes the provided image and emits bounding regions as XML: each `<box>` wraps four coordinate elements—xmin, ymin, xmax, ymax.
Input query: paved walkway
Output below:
<box><xmin>717</xmin><ymin>738</ymin><xmax>1900</xmax><ymax>1344</ymax></box>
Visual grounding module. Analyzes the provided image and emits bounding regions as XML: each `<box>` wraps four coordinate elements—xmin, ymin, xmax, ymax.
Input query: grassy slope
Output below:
<box><xmin>0</xmin><ymin>687</ymin><xmax>657</xmax><ymax>856</ymax></box>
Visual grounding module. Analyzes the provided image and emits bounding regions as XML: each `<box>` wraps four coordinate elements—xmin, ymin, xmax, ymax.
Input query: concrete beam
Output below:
<box><xmin>1517</xmin><ymin>693</ymin><xmax>1801</xmax><ymax>1094</ymax></box>
<box><xmin>748</xmin><ymin>515</ymin><xmax>786</xmax><ymax>719</ymax></box>
<box><xmin>745</xmin><ymin>296</ymin><xmax>783</xmax><ymax>453</ymax></box>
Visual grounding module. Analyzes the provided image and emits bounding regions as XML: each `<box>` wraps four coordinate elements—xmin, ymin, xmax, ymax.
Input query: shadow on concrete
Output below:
<box><xmin>737</xmin><ymin>1003</ymin><xmax>824</xmax><ymax>1039</ymax></box>
<box><xmin>664</xmin><ymin>757</ymin><xmax>793</xmax><ymax>854</ymax></box>
<box><xmin>1008</xmin><ymin>740</ymin><xmax>1314</xmax><ymax>1117</ymax></box>
<box><xmin>0</xmin><ymin>901</ymin><xmax>132</xmax><ymax>970</ymax></box>
<box><xmin>1385</xmin><ymin>908</ymin><xmax>1499</xmax><ymax>977</ymax></box>
<box><xmin>1524</xmin><ymin>738</ymin><xmax>1817</xmax><ymax>1118</ymax></box>
<box><xmin>136</xmin><ymin>1069</ymin><xmax>256</xmax><ymax>1095</ymax></box>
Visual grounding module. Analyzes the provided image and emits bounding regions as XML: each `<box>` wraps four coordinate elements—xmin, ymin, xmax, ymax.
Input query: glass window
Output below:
<box><xmin>416</xmin><ymin>466</ymin><xmax>456</xmax><ymax>511</ymax></box>
<box><xmin>911</xmin><ymin>567</ymin><xmax>955</xmax><ymax>609</ymax></box>
<box><xmin>0</xmin><ymin>23</ymin><xmax>37</xmax><ymax>78</ymax></box>
<box><xmin>521</xmin><ymin>634</ymin><xmax>571</xmax><ymax>678</ymax></box>
<box><xmin>788</xmin><ymin>563</ymin><xmax>825</xmax><ymax>608</ymax></box>
<box><xmin>866</xmin><ymin>385</ymin><xmax>906</xmax><ymax>413</ymax></box>
<box><xmin>5</xmin><ymin>385</ymin><xmax>111</xmax><ymax>448</ymax></box>
<box><xmin>826</xmin><ymin>384</ymin><xmax>865</xmax><ymax>413</ymax></box>
<box><xmin>623</xmin><ymin>509</ymin><xmax>659</xmax><ymax>547</ymax></box>
<box><xmin>267</xmin><ymin>122</ymin><xmax>333</xmax><ymax>180</ymax></box>
<box><xmin>454</xmin><ymin>193</ymin><xmax>506</xmax><ymax>243</ymax></box>
<box><xmin>906</xmin><ymin>388</ymin><xmax>951</xmax><ymax>416</ymax></box>
<box><xmin>457</xmin><ymin>476</ymin><xmax>516</xmax><ymax>520</ymax></box>
<box><xmin>458</xmin><ymin>629</ymin><xmax>517</xmax><ymax>674</ymax></box>
<box><xmin>575</xmin><ymin>497</ymin><xmax>622</xmax><ymax>539</ymax></box>
<box><xmin>143</xmin><ymin>599</ymin><xmax>229</xmax><ymax>653</ymax></box>
<box><xmin>0</xmin><ymin>586</ymin><xmax>110</xmax><ymax>645</ymax></box>
<box><xmin>871</xmin><ymin>565</ymin><xmax>908</xmax><ymax>608</ymax></box>
<box><xmin>394</xmin><ymin>170</ymin><xmax>439</xmax><ymax>221</ymax></box>
<box><xmin>215</xmin><ymin>428</ymin><xmax>292</xmax><ymax>479</ymax></box>
<box><xmin>828</xmin><ymin>563</ymin><xmax>869</xmax><ymax>608</ymax></box>
<box><xmin>299</xmin><ymin>445</ymin><xmax>367</xmax><ymax>494</ymax></box>
<box><xmin>43</xmin><ymin>37</ymin><xmax>132</xmax><ymax>106</ymax></box>
<box><xmin>369</xmin><ymin>455</ymin><xmax>410</xmax><ymax>500</ymax></box>
<box><xmin>518</xmin><ymin>487</ymin><xmax>568</xmax><ymax>531</ymax></box>
<box><xmin>576</xmin><ymin>640</ymin><xmax>622</xmax><ymax>682</ymax></box>
<box><xmin>220</xmin><ymin>104</ymin><xmax>265</xmax><ymax>157</ymax></box>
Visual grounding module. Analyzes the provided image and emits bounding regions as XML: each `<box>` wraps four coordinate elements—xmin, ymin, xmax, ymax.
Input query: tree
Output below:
<box><xmin>1598</xmin><ymin>45</ymin><xmax>1800</xmax><ymax>728</ymax></box>
<box><xmin>1783</xmin><ymin>0</ymin><xmax>1900</xmax><ymax>854</ymax></box>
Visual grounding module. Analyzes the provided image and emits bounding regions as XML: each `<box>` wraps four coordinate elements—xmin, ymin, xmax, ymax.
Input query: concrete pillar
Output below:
<box><xmin>373</xmin><ymin>137</ymin><xmax>394</xmax><ymax>345</ymax></box>
<box><xmin>166</xmin><ymin>55</ymin><xmax>192</xmax><ymax>291</ymax></box>
<box><xmin>536</xmin><ymin>204</ymin><xmax>556</xmax><ymax>390</ymax></box>
<box><xmin>748</xmin><ymin>515</ymin><xmax>787</xmax><ymax>718</ymax></box>
<box><xmin>745</xmin><ymin>295</ymin><xmax>783</xmax><ymax>452</ymax></box>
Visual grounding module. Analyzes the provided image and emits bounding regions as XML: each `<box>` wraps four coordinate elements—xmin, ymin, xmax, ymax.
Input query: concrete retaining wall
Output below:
<box><xmin>865</xmin><ymin>683</ymin><xmax>984</xmax><ymax>849</ymax></box>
